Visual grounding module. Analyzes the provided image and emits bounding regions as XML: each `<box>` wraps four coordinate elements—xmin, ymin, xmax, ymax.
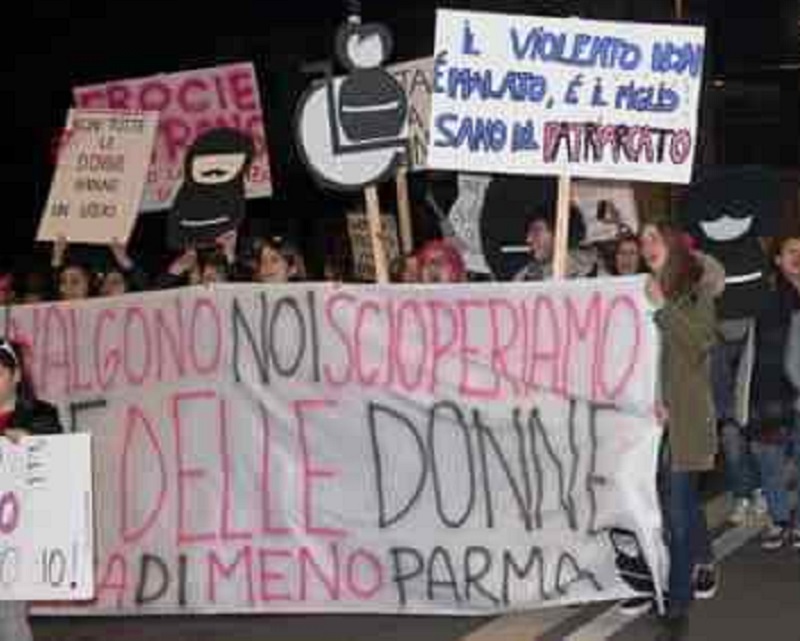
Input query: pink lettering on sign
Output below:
<box><xmin>14</xmin><ymin>296</ymin><xmax>225</xmax><ymax>399</ymax></box>
<box><xmin>456</xmin><ymin>299</ymin><xmax>498</xmax><ymax>399</ymax></box>
<box><xmin>426</xmin><ymin>300</ymin><xmax>460</xmax><ymax>394</ymax></box>
<box><xmin>203</xmin><ymin>544</ymin><xmax>385</xmax><ymax>606</ymax></box>
<box><xmin>0</xmin><ymin>491</ymin><xmax>20</xmax><ymax>535</ymax></box>
<box><xmin>259</xmin><ymin>549</ymin><xmax>294</xmax><ymax>602</ymax></box>
<box><xmin>173</xmin><ymin>391</ymin><xmax>219</xmax><ymax>546</ymax></box>
<box><xmin>105</xmin><ymin>385</ymin><xmax>353</xmax><ymax>561</ymax></box>
<box><xmin>94</xmin><ymin>552</ymin><xmax>128</xmax><ymax>609</ymax></box>
<box><xmin>73</xmin><ymin>63</ymin><xmax>272</xmax><ymax>211</ymax></box>
<box><xmin>321</xmin><ymin>289</ymin><xmax>646</xmax><ymax>406</ymax></box>
<box><xmin>120</xmin><ymin>405</ymin><xmax>168</xmax><ymax>545</ymax></box>
<box><xmin>258</xmin><ymin>405</ymin><xmax>292</xmax><ymax>537</ymax></box>
<box><xmin>294</xmin><ymin>400</ymin><xmax>347</xmax><ymax>539</ymax></box>
<box><xmin>207</xmin><ymin>546</ymin><xmax>255</xmax><ymax>606</ymax></box>
<box><xmin>219</xmin><ymin>397</ymin><xmax>253</xmax><ymax>543</ymax></box>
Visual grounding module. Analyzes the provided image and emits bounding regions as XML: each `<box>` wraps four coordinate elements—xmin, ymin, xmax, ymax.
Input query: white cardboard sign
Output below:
<box><xmin>0</xmin><ymin>435</ymin><xmax>94</xmax><ymax>601</ymax></box>
<box><xmin>38</xmin><ymin>109</ymin><xmax>158</xmax><ymax>244</ymax></box>
<box><xmin>428</xmin><ymin>10</ymin><xmax>705</xmax><ymax>183</ymax></box>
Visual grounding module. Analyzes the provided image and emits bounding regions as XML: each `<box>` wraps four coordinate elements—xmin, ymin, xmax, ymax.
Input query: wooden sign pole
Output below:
<box><xmin>364</xmin><ymin>184</ymin><xmax>390</xmax><ymax>283</ymax></box>
<box><xmin>552</xmin><ymin>174</ymin><xmax>572</xmax><ymax>280</ymax></box>
<box><xmin>395</xmin><ymin>168</ymin><xmax>415</xmax><ymax>255</ymax></box>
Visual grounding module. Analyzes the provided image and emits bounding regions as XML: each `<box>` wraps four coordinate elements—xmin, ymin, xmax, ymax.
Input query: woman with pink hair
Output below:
<box><xmin>416</xmin><ymin>239</ymin><xmax>466</xmax><ymax>284</ymax></box>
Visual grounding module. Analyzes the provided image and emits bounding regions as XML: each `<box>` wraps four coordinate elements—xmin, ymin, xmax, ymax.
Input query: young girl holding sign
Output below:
<box><xmin>635</xmin><ymin>223</ymin><xmax>720</xmax><ymax>636</ymax></box>
<box><xmin>0</xmin><ymin>338</ymin><xmax>62</xmax><ymax>641</ymax></box>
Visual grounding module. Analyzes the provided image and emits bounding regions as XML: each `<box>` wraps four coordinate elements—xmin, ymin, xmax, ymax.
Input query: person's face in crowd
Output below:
<box><xmin>401</xmin><ymin>256</ymin><xmax>419</xmax><ymax>283</ymax></box>
<box><xmin>615</xmin><ymin>239</ymin><xmax>642</xmax><ymax>275</ymax></box>
<box><xmin>258</xmin><ymin>246</ymin><xmax>293</xmax><ymax>283</ymax></box>
<box><xmin>775</xmin><ymin>237</ymin><xmax>800</xmax><ymax>283</ymax></box>
<box><xmin>527</xmin><ymin>219</ymin><xmax>554</xmax><ymax>262</ymax></box>
<box><xmin>640</xmin><ymin>224</ymin><xmax>668</xmax><ymax>275</ymax></box>
<box><xmin>100</xmin><ymin>271</ymin><xmax>127</xmax><ymax>298</ymax></box>
<box><xmin>200</xmin><ymin>264</ymin><xmax>227</xmax><ymax>285</ymax></box>
<box><xmin>59</xmin><ymin>266</ymin><xmax>91</xmax><ymax>301</ymax></box>
<box><xmin>0</xmin><ymin>362</ymin><xmax>19</xmax><ymax>409</ymax></box>
<box><xmin>419</xmin><ymin>249</ymin><xmax>460</xmax><ymax>284</ymax></box>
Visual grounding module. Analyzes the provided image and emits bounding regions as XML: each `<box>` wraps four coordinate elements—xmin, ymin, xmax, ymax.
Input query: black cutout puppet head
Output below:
<box><xmin>334</xmin><ymin>21</ymin><xmax>406</xmax><ymax>144</ymax></box>
<box><xmin>680</xmin><ymin>166</ymin><xmax>781</xmax><ymax>319</ymax></box>
<box><xmin>167</xmin><ymin>128</ymin><xmax>256</xmax><ymax>250</ymax></box>
<box><xmin>292</xmin><ymin>17</ymin><xmax>408</xmax><ymax>192</ymax></box>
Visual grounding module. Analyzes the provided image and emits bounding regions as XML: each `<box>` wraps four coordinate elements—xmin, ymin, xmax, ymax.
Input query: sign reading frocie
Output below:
<box><xmin>427</xmin><ymin>10</ymin><xmax>706</xmax><ymax>183</ymax></box>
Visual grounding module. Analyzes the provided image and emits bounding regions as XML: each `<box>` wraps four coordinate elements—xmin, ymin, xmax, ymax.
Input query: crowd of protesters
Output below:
<box><xmin>0</xmin><ymin>198</ymin><xmax>798</xmax><ymax>640</ymax></box>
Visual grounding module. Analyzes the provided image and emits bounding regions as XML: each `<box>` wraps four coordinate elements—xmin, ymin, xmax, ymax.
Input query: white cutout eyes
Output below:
<box><xmin>191</xmin><ymin>153</ymin><xmax>247</xmax><ymax>185</ymax></box>
<box><xmin>699</xmin><ymin>214</ymin><xmax>753</xmax><ymax>242</ymax></box>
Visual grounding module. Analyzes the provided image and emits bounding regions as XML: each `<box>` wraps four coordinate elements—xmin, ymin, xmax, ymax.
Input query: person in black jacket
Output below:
<box><xmin>0</xmin><ymin>338</ymin><xmax>62</xmax><ymax>641</ymax></box>
<box><xmin>751</xmin><ymin>236</ymin><xmax>800</xmax><ymax>551</ymax></box>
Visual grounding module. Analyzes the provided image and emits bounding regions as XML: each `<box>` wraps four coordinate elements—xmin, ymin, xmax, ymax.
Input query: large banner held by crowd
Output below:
<box><xmin>6</xmin><ymin>280</ymin><xmax>665</xmax><ymax>615</ymax></box>
<box><xmin>38</xmin><ymin>109</ymin><xmax>158</xmax><ymax>245</ymax></box>
<box><xmin>428</xmin><ymin>10</ymin><xmax>705</xmax><ymax>183</ymax></box>
<box><xmin>73</xmin><ymin>63</ymin><xmax>273</xmax><ymax>211</ymax></box>
<box><xmin>0</xmin><ymin>435</ymin><xmax>94</xmax><ymax>601</ymax></box>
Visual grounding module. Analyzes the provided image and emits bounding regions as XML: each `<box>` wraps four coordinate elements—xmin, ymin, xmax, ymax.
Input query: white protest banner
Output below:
<box><xmin>0</xmin><ymin>435</ymin><xmax>94</xmax><ymax>601</ymax></box>
<box><xmin>347</xmin><ymin>211</ymin><xmax>401</xmax><ymax>281</ymax></box>
<box><xmin>6</xmin><ymin>279</ymin><xmax>665</xmax><ymax>615</ymax></box>
<box><xmin>74</xmin><ymin>63</ymin><xmax>272</xmax><ymax>211</ymax></box>
<box><xmin>38</xmin><ymin>110</ymin><xmax>158</xmax><ymax>245</ymax></box>
<box><xmin>388</xmin><ymin>58</ymin><xmax>434</xmax><ymax>171</ymax></box>
<box><xmin>428</xmin><ymin>10</ymin><xmax>705</xmax><ymax>184</ymax></box>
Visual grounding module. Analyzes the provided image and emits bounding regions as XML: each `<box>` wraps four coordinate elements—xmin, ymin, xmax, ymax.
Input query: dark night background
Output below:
<box><xmin>1</xmin><ymin>0</ymin><xmax>798</xmax><ymax>275</ymax></box>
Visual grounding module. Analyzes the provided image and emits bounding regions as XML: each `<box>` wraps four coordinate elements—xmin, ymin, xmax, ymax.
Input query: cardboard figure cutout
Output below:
<box><xmin>167</xmin><ymin>128</ymin><xmax>256</xmax><ymax>249</ymax></box>
<box><xmin>680</xmin><ymin>166</ymin><xmax>781</xmax><ymax>320</ymax></box>
<box><xmin>336</xmin><ymin>22</ymin><xmax>406</xmax><ymax>143</ymax></box>
<box><xmin>293</xmin><ymin>19</ymin><xmax>409</xmax><ymax>191</ymax></box>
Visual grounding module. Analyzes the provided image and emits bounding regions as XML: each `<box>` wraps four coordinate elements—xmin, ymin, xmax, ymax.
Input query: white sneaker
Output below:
<box><xmin>752</xmin><ymin>490</ymin><xmax>768</xmax><ymax>517</ymax></box>
<box><xmin>728</xmin><ymin>498</ymin><xmax>750</xmax><ymax>525</ymax></box>
<box><xmin>761</xmin><ymin>524</ymin><xmax>786</xmax><ymax>551</ymax></box>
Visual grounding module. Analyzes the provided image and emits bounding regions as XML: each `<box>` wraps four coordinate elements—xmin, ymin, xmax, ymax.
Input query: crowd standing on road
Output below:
<box><xmin>1</xmin><ymin>209</ymin><xmax>799</xmax><ymax>641</ymax></box>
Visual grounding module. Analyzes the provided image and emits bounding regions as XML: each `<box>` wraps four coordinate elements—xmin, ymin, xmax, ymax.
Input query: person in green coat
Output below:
<box><xmin>641</xmin><ymin>221</ymin><xmax>720</xmax><ymax>638</ymax></box>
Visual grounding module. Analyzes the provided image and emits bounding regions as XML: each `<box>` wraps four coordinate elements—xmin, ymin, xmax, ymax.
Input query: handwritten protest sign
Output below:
<box><xmin>388</xmin><ymin>58</ymin><xmax>434</xmax><ymax>171</ymax></box>
<box><xmin>347</xmin><ymin>211</ymin><xmax>401</xmax><ymax>281</ymax></box>
<box><xmin>427</xmin><ymin>10</ymin><xmax>705</xmax><ymax>184</ymax></box>
<box><xmin>7</xmin><ymin>280</ymin><xmax>665</xmax><ymax>615</ymax></box>
<box><xmin>0</xmin><ymin>435</ymin><xmax>94</xmax><ymax>601</ymax></box>
<box><xmin>74</xmin><ymin>63</ymin><xmax>272</xmax><ymax>211</ymax></box>
<box><xmin>38</xmin><ymin>110</ymin><xmax>158</xmax><ymax>244</ymax></box>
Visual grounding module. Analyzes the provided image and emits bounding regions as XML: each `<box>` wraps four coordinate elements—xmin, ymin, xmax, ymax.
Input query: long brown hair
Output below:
<box><xmin>644</xmin><ymin>222</ymin><xmax>703</xmax><ymax>300</ymax></box>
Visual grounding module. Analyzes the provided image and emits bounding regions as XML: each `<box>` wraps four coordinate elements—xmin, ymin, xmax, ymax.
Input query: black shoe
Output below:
<box><xmin>693</xmin><ymin>564</ymin><xmax>718</xmax><ymax>600</ymax></box>
<box><xmin>619</xmin><ymin>596</ymin><xmax>653</xmax><ymax>616</ymax></box>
